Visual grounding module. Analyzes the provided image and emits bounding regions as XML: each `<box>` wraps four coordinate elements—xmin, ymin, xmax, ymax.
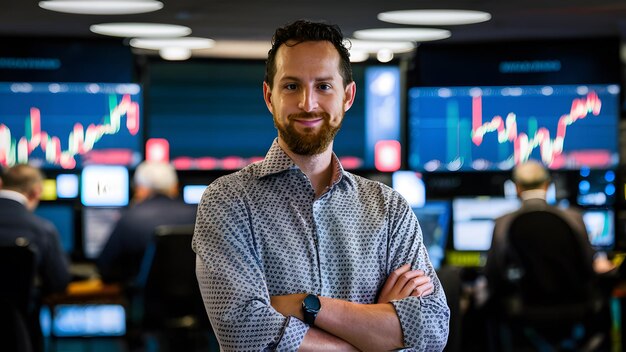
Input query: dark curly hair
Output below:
<box><xmin>264</xmin><ymin>19</ymin><xmax>353</xmax><ymax>89</ymax></box>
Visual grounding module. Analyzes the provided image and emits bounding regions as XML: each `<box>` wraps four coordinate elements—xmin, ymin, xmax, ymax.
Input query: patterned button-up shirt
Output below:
<box><xmin>192</xmin><ymin>140</ymin><xmax>450</xmax><ymax>351</ymax></box>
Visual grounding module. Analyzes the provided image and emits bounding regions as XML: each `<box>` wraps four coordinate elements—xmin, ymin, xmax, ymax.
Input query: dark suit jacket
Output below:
<box><xmin>96</xmin><ymin>194</ymin><xmax>197</xmax><ymax>284</ymax></box>
<box><xmin>0</xmin><ymin>197</ymin><xmax>71</xmax><ymax>295</ymax></box>
<box><xmin>485</xmin><ymin>197</ymin><xmax>595</xmax><ymax>299</ymax></box>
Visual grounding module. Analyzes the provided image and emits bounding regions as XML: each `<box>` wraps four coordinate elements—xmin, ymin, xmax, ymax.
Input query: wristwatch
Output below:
<box><xmin>302</xmin><ymin>294</ymin><xmax>321</xmax><ymax>326</ymax></box>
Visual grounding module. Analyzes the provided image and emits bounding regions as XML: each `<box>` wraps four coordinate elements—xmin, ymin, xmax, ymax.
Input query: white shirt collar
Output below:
<box><xmin>520</xmin><ymin>189</ymin><xmax>547</xmax><ymax>201</ymax></box>
<box><xmin>0</xmin><ymin>189</ymin><xmax>28</xmax><ymax>206</ymax></box>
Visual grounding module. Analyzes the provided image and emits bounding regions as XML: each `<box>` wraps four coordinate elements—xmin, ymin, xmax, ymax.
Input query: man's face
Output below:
<box><xmin>263</xmin><ymin>40</ymin><xmax>356</xmax><ymax>156</ymax></box>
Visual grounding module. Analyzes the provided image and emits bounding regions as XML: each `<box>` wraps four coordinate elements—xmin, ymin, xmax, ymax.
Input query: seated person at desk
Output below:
<box><xmin>487</xmin><ymin>159</ymin><xmax>612</xmax><ymax>280</ymax></box>
<box><xmin>485</xmin><ymin>159</ymin><xmax>612</xmax><ymax>349</ymax></box>
<box><xmin>0</xmin><ymin>164</ymin><xmax>71</xmax><ymax>352</ymax></box>
<box><xmin>97</xmin><ymin>161</ymin><xmax>197</xmax><ymax>285</ymax></box>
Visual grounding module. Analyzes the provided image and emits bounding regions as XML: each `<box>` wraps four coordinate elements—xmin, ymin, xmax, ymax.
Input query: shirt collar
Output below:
<box><xmin>0</xmin><ymin>189</ymin><xmax>28</xmax><ymax>206</ymax></box>
<box><xmin>520</xmin><ymin>189</ymin><xmax>547</xmax><ymax>201</ymax></box>
<box><xmin>257</xmin><ymin>139</ymin><xmax>345</xmax><ymax>186</ymax></box>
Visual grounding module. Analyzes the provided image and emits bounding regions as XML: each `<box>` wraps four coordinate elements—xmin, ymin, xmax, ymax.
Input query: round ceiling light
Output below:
<box><xmin>130</xmin><ymin>37</ymin><xmax>215</xmax><ymax>50</ymax></box>
<box><xmin>39</xmin><ymin>0</ymin><xmax>164</xmax><ymax>15</ymax></box>
<box><xmin>347</xmin><ymin>39</ymin><xmax>416</xmax><ymax>54</ymax></box>
<box><xmin>377</xmin><ymin>49</ymin><xmax>394</xmax><ymax>63</ymax></box>
<box><xmin>159</xmin><ymin>47</ymin><xmax>192</xmax><ymax>61</ymax></box>
<box><xmin>378</xmin><ymin>9</ymin><xmax>492</xmax><ymax>26</ymax></box>
<box><xmin>353</xmin><ymin>28</ymin><xmax>451</xmax><ymax>42</ymax></box>
<box><xmin>90</xmin><ymin>23</ymin><xmax>191</xmax><ymax>38</ymax></box>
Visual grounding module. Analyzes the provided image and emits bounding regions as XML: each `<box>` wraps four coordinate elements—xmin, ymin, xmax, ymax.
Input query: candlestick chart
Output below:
<box><xmin>0</xmin><ymin>83</ymin><xmax>142</xmax><ymax>169</ymax></box>
<box><xmin>407</xmin><ymin>84</ymin><xmax>619</xmax><ymax>171</ymax></box>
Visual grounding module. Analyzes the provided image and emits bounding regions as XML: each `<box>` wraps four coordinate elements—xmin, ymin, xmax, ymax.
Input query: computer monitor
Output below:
<box><xmin>582</xmin><ymin>208</ymin><xmax>614</xmax><ymax>250</ymax></box>
<box><xmin>40</xmin><ymin>304</ymin><xmax>125</xmax><ymax>337</ymax></box>
<box><xmin>452</xmin><ymin>196</ymin><xmax>521</xmax><ymax>251</ymax></box>
<box><xmin>82</xmin><ymin>207</ymin><xmax>123</xmax><ymax>259</ymax></box>
<box><xmin>577</xmin><ymin>169</ymin><xmax>616</xmax><ymax>207</ymax></box>
<box><xmin>412</xmin><ymin>201</ymin><xmax>451</xmax><ymax>270</ymax></box>
<box><xmin>391</xmin><ymin>171</ymin><xmax>426</xmax><ymax>208</ymax></box>
<box><xmin>81</xmin><ymin>165</ymin><xmax>129</xmax><ymax>207</ymax></box>
<box><xmin>182</xmin><ymin>185</ymin><xmax>207</xmax><ymax>205</ymax></box>
<box><xmin>34</xmin><ymin>203</ymin><xmax>75</xmax><ymax>254</ymax></box>
<box><xmin>56</xmin><ymin>173</ymin><xmax>79</xmax><ymax>199</ymax></box>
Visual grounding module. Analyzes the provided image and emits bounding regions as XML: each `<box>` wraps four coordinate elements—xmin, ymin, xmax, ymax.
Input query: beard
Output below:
<box><xmin>274</xmin><ymin>111</ymin><xmax>342</xmax><ymax>156</ymax></box>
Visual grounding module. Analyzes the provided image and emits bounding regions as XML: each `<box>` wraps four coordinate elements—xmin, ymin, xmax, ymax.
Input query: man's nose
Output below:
<box><xmin>298</xmin><ymin>88</ymin><xmax>318</xmax><ymax>112</ymax></box>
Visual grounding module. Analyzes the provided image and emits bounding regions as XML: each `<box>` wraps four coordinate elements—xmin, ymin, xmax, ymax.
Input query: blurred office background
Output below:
<box><xmin>2</xmin><ymin>1</ymin><xmax>626</xmax><ymax>351</ymax></box>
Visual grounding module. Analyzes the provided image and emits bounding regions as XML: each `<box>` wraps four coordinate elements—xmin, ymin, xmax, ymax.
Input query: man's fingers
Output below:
<box><xmin>400</xmin><ymin>275</ymin><xmax>430</xmax><ymax>297</ymax></box>
<box><xmin>380</xmin><ymin>263</ymin><xmax>411</xmax><ymax>295</ymax></box>
<box><xmin>411</xmin><ymin>282</ymin><xmax>434</xmax><ymax>297</ymax></box>
<box><xmin>395</xmin><ymin>269</ymin><xmax>425</xmax><ymax>289</ymax></box>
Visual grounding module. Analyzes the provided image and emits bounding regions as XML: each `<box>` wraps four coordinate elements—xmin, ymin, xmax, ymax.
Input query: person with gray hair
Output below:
<box><xmin>96</xmin><ymin>161</ymin><xmax>197</xmax><ymax>284</ymax></box>
<box><xmin>487</xmin><ymin>159</ymin><xmax>597</xmax><ymax>278</ymax></box>
<box><xmin>484</xmin><ymin>160</ymin><xmax>616</xmax><ymax>349</ymax></box>
<box><xmin>512</xmin><ymin>159</ymin><xmax>551</xmax><ymax>197</ymax></box>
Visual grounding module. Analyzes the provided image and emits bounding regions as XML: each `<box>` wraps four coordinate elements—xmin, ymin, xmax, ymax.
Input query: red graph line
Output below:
<box><xmin>0</xmin><ymin>94</ymin><xmax>139</xmax><ymax>169</ymax></box>
<box><xmin>470</xmin><ymin>91</ymin><xmax>602</xmax><ymax>165</ymax></box>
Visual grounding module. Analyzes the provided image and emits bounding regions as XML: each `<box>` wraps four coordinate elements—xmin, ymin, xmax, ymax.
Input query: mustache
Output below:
<box><xmin>288</xmin><ymin>112</ymin><xmax>330</xmax><ymax>120</ymax></box>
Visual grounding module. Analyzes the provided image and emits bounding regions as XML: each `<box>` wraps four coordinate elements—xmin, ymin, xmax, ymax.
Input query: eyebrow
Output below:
<box><xmin>279</xmin><ymin>75</ymin><xmax>336</xmax><ymax>83</ymax></box>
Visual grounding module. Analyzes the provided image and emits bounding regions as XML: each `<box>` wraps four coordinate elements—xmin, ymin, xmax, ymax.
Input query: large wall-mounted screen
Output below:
<box><xmin>146</xmin><ymin>61</ymin><xmax>400</xmax><ymax>171</ymax></box>
<box><xmin>0</xmin><ymin>82</ymin><xmax>142</xmax><ymax>169</ymax></box>
<box><xmin>407</xmin><ymin>84</ymin><xmax>619</xmax><ymax>172</ymax></box>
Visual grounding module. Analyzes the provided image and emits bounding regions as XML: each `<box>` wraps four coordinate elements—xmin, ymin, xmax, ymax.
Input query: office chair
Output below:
<box><xmin>133</xmin><ymin>224</ymin><xmax>213</xmax><ymax>351</ymax></box>
<box><xmin>0</xmin><ymin>238</ymin><xmax>36</xmax><ymax>352</ymax></box>
<box><xmin>488</xmin><ymin>210</ymin><xmax>605</xmax><ymax>352</ymax></box>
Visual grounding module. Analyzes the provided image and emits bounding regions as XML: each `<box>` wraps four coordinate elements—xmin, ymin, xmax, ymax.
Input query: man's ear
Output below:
<box><xmin>263</xmin><ymin>82</ymin><xmax>274</xmax><ymax>114</ymax></box>
<box><xmin>343</xmin><ymin>81</ymin><xmax>356</xmax><ymax>112</ymax></box>
<box><xmin>25</xmin><ymin>184</ymin><xmax>42</xmax><ymax>211</ymax></box>
<box><xmin>28</xmin><ymin>184</ymin><xmax>42</xmax><ymax>202</ymax></box>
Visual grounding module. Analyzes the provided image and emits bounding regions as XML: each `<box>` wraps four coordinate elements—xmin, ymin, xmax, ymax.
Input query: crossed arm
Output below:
<box><xmin>270</xmin><ymin>264</ymin><xmax>435</xmax><ymax>351</ymax></box>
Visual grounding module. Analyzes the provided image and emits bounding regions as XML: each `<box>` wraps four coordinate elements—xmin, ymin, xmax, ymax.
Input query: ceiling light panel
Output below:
<box><xmin>354</xmin><ymin>28</ymin><xmax>451</xmax><ymax>42</ymax></box>
<box><xmin>348</xmin><ymin>39</ymin><xmax>415</xmax><ymax>53</ymax></box>
<box><xmin>130</xmin><ymin>37</ymin><xmax>215</xmax><ymax>50</ymax></box>
<box><xmin>378</xmin><ymin>9</ymin><xmax>492</xmax><ymax>26</ymax></box>
<box><xmin>90</xmin><ymin>23</ymin><xmax>191</xmax><ymax>38</ymax></box>
<box><xmin>39</xmin><ymin>0</ymin><xmax>164</xmax><ymax>15</ymax></box>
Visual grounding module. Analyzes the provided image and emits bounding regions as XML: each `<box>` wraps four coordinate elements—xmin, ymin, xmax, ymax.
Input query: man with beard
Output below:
<box><xmin>192</xmin><ymin>20</ymin><xmax>450</xmax><ymax>351</ymax></box>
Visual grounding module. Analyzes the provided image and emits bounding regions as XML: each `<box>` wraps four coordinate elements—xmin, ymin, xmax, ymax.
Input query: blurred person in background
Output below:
<box><xmin>97</xmin><ymin>160</ymin><xmax>197</xmax><ymax>285</ymax></box>
<box><xmin>0</xmin><ymin>164</ymin><xmax>71</xmax><ymax>352</ymax></box>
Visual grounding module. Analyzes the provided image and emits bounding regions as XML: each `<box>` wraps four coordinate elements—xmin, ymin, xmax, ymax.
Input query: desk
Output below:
<box><xmin>48</xmin><ymin>279</ymin><xmax>122</xmax><ymax>300</ymax></box>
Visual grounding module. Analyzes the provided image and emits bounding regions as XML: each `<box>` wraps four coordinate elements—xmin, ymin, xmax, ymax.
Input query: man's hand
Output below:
<box><xmin>377</xmin><ymin>263</ymin><xmax>434</xmax><ymax>303</ymax></box>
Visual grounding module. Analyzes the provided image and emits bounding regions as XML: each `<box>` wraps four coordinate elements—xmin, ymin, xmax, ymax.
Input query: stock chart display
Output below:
<box><xmin>407</xmin><ymin>84</ymin><xmax>620</xmax><ymax>171</ymax></box>
<box><xmin>0</xmin><ymin>82</ymin><xmax>142</xmax><ymax>169</ymax></box>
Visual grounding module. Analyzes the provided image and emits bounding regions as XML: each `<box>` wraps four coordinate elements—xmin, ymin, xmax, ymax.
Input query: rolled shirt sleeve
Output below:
<box><xmin>192</xmin><ymin>180</ymin><xmax>309</xmax><ymax>351</ymax></box>
<box><xmin>387</xmin><ymin>192</ymin><xmax>450</xmax><ymax>351</ymax></box>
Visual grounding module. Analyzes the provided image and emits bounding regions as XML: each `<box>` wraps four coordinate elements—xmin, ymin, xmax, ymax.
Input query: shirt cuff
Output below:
<box><xmin>391</xmin><ymin>296</ymin><xmax>449</xmax><ymax>351</ymax></box>
<box><xmin>268</xmin><ymin>315</ymin><xmax>309</xmax><ymax>351</ymax></box>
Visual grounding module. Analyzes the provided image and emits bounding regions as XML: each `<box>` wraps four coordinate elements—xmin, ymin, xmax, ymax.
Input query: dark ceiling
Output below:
<box><xmin>2</xmin><ymin>1</ymin><xmax>626</xmax><ymax>56</ymax></box>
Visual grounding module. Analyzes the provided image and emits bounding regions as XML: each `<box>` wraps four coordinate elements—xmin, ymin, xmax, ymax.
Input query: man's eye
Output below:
<box><xmin>285</xmin><ymin>84</ymin><xmax>297</xmax><ymax>90</ymax></box>
<box><xmin>319</xmin><ymin>84</ymin><xmax>331</xmax><ymax>90</ymax></box>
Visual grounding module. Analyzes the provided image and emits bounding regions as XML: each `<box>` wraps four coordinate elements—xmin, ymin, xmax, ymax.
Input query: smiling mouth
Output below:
<box><xmin>293</xmin><ymin>118</ymin><xmax>323</xmax><ymax>127</ymax></box>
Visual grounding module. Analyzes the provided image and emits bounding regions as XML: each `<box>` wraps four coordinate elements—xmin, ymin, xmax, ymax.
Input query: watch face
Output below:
<box><xmin>304</xmin><ymin>294</ymin><xmax>320</xmax><ymax>311</ymax></box>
